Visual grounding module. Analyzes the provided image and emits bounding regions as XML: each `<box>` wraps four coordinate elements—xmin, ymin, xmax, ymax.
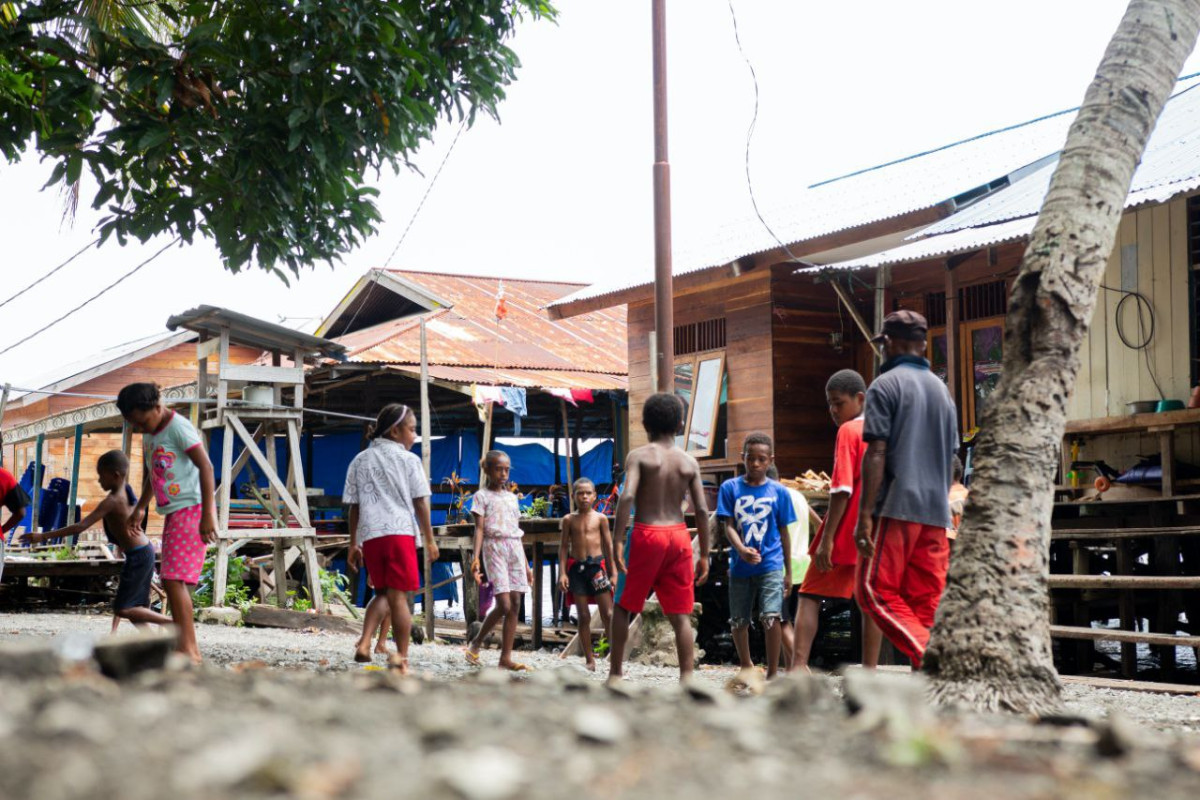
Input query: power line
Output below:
<box><xmin>726</xmin><ymin>0</ymin><xmax>813</xmax><ymax>268</ymax></box>
<box><xmin>0</xmin><ymin>237</ymin><xmax>178</xmax><ymax>358</ymax></box>
<box><xmin>0</xmin><ymin>238</ymin><xmax>99</xmax><ymax>311</ymax></box>
<box><xmin>382</xmin><ymin>119</ymin><xmax>467</xmax><ymax>269</ymax></box>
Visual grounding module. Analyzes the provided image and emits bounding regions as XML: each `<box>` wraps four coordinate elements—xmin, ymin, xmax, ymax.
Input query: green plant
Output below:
<box><xmin>593</xmin><ymin>636</ymin><xmax>610</xmax><ymax>657</ymax></box>
<box><xmin>288</xmin><ymin>568</ymin><xmax>354</xmax><ymax>614</ymax></box>
<box><xmin>193</xmin><ymin>553</ymin><xmax>251</xmax><ymax>609</ymax></box>
<box><xmin>288</xmin><ymin>590</ymin><xmax>312</xmax><ymax>613</ymax></box>
<box><xmin>521</xmin><ymin>496</ymin><xmax>551</xmax><ymax>519</ymax></box>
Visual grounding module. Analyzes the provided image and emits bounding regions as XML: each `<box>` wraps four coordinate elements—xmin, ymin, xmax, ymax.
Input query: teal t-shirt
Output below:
<box><xmin>144</xmin><ymin>410</ymin><xmax>204</xmax><ymax>514</ymax></box>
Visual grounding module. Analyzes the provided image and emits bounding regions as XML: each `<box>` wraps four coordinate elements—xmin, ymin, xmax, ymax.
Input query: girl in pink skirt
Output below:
<box><xmin>118</xmin><ymin>383</ymin><xmax>217</xmax><ymax>663</ymax></box>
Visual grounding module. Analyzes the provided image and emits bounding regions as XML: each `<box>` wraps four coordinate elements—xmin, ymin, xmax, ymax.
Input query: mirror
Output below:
<box><xmin>686</xmin><ymin>354</ymin><xmax>725</xmax><ymax>457</ymax></box>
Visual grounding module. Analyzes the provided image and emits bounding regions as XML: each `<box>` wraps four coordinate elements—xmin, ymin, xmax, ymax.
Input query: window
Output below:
<box><xmin>1189</xmin><ymin>195</ymin><xmax>1200</xmax><ymax>385</ymax></box>
<box><xmin>674</xmin><ymin>318</ymin><xmax>726</xmax><ymax>357</ymax></box>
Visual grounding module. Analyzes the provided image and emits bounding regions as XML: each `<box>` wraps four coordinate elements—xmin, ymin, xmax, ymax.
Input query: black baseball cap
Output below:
<box><xmin>871</xmin><ymin>309</ymin><xmax>928</xmax><ymax>343</ymax></box>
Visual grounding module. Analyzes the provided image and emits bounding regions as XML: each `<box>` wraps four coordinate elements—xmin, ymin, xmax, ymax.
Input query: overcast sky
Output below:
<box><xmin>2</xmin><ymin>0</ymin><xmax>1199</xmax><ymax>388</ymax></box>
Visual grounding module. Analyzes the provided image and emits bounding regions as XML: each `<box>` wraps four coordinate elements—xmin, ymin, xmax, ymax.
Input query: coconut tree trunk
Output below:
<box><xmin>923</xmin><ymin>0</ymin><xmax>1200</xmax><ymax>714</ymax></box>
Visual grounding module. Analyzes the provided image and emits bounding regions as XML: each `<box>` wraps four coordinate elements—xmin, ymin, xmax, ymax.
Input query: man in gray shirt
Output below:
<box><xmin>854</xmin><ymin>310</ymin><xmax>959</xmax><ymax>669</ymax></box>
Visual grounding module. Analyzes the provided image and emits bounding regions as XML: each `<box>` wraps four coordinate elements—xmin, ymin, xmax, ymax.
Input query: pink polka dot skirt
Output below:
<box><xmin>160</xmin><ymin>504</ymin><xmax>206</xmax><ymax>584</ymax></box>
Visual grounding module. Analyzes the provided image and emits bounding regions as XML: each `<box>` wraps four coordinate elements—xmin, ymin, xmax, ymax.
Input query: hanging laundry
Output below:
<box><xmin>472</xmin><ymin>384</ymin><xmax>507</xmax><ymax>421</ymax></box>
<box><xmin>544</xmin><ymin>387</ymin><xmax>575</xmax><ymax>406</ymax></box>
<box><xmin>570</xmin><ymin>389</ymin><xmax>594</xmax><ymax>405</ymax></box>
<box><xmin>494</xmin><ymin>279</ymin><xmax>508</xmax><ymax>322</ymax></box>
<box><xmin>499</xmin><ymin>387</ymin><xmax>527</xmax><ymax>435</ymax></box>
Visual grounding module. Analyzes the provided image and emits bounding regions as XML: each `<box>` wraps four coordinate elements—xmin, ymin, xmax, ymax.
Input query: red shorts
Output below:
<box><xmin>798</xmin><ymin>561</ymin><xmax>856</xmax><ymax>600</ymax></box>
<box><xmin>362</xmin><ymin>535</ymin><xmax>419</xmax><ymax>592</ymax></box>
<box><xmin>615</xmin><ymin>523</ymin><xmax>694</xmax><ymax>615</ymax></box>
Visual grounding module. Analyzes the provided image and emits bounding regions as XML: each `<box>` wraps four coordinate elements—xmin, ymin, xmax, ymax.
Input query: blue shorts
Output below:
<box><xmin>728</xmin><ymin>569</ymin><xmax>784</xmax><ymax>628</ymax></box>
<box><xmin>114</xmin><ymin>543</ymin><xmax>155</xmax><ymax>612</ymax></box>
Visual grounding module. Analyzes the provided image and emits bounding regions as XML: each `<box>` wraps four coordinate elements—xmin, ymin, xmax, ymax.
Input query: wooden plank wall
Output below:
<box><xmin>770</xmin><ymin>266</ymin><xmax>861</xmax><ymax>477</ymax></box>
<box><xmin>1068</xmin><ymin>195</ymin><xmax>1198</xmax><ymax>466</ymax></box>
<box><xmin>627</xmin><ymin>267</ymin><xmax>775</xmax><ymax>473</ymax></box>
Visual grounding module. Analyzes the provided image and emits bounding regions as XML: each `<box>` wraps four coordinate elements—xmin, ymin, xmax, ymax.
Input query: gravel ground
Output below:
<box><xmin>6</xmin><ymin>610</ymin><xmax>1200</xmax><ymax>732</ymax></box>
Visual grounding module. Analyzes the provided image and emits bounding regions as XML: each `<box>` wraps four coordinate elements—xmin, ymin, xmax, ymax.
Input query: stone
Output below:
<box><xmin>628</xmin><ymin>600</ymin><xmax>703</xmax><ymax>668</ymax></box>
<box><xmin>680</xmin><ymin>676</ymin><xmax>730</xmax><ymax>706</ymax></box>
<box><xmin>196</xmin><ymin>607</ymin><xmax>243</xmax><ymax>626</ymax></box>
<box><xmin>0</xmin><ymin>641</ymin><xmax>67</xmax><ymax>679</ymax></box>
<box><xmin>434</xmin><ymin>746</ymin><xmax>526</xmax><ymax>800</ymax></box>
<box><xmin>572</xmin><ymin>705</ymin><xmax>628</xmax><ymax>745</ymax></box>
<box><xmin>842</xmin><ymin>668</ymin><xmax>932</xmax><ymax>734</ymax></box>
<box><xmin>529</xmin><ymin>665</ymin><xmax>592</xmax><ymax>692</ymax></box>
<box><xmin>92</xmin><ymin>631</ymin><xmax>177</xmax><ymax>680</ymax></box>
<box><xmin>763</xmin><ymin>672</ymin><xmax>838</xmax><ymax>715</ymax></box>
<box><xmin>1096</xmin><ymin>712</ymin><xmax>1140</xmax><ymax>758</ymax></box>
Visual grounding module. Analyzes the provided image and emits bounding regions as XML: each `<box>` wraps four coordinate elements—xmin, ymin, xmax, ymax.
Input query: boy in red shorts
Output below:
<box><xmin>608</xmin><ymin>393</ymin><xmax>710</xmax><ymax>685</ymax></box>
<box><xmin>791</xmin><ymin>369</ymin><xmax>882</xmax><ymax>672</ymax></box>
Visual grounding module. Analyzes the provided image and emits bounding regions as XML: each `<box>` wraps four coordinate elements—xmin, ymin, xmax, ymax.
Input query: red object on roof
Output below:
<box><xmin>332</xmin><ymin>271</ymin><xmax>627</xmax><ymax>388</ymax></box>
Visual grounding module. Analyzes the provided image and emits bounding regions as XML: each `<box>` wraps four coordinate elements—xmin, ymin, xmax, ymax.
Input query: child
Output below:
<box><xmin>947</xmin><ymin>455</ymin><xmax>968</xmax><ymax>543</ymax></box>
<box><xmin>465</xmin><ymin>450</ymin><xmax>532</xmax><ymax>671</ymax></box>
<box><xmin>767</xmin><ymin>465</ymin><xmax>821</xmax><ymax>672</ymax></box>
<box><xmin>24</xmin><ymin>450</ymin><xmax>172</xmax><ymax>630</ymax></box>
<box><xmin>791</xmin><ymin>369</ymin><xmax>882</xmax><ymax>673</ymax></box>
<box><xmin>118</xmin><ymin>383</ymin><xmax>217</xmax><ymax>663</ymax></box>
<box><xmin>557</xmin><ymin>477</ymin><xmax>616</xmax><ymax>671</ymax></box>
<box><xmin>345</xmin><ymin>403</ymin><xmax>439</xmax><ymax>673</ymax></box>
<box><xmin>608</xmin><ymin>393</ymin><xmax>711</xmax><ymax>685</ymax></box>
<box><xmin>717</xmin><ymin>433</ymin><xmax>796</xmax><ymax>688</ymax></box>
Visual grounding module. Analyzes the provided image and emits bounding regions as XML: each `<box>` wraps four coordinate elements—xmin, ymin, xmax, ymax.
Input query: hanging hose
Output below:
<box><xmin>1104</xmin><ymin>285</ymin><xmax>1166</xmax><ymax>401</ymax></box>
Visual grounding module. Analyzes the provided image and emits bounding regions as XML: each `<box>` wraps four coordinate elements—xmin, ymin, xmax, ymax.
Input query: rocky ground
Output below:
<box><xmin>4</xmin><ymin>611</ymin><xmax>1200</xmax><ymax>799</ymax></box>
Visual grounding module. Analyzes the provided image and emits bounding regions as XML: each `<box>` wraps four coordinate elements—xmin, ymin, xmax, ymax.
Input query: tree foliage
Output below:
<box><xmin>0</xmin><ymin>1</ymin><xmax>554</xmax><ymax>278</ymax></box>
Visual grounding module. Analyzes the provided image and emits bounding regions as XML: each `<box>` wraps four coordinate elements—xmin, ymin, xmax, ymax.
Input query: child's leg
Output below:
<box><xmin>763</xmin><ymin>616</ymin><xmax>782</xmax><ymax>680</ymax></box>
<box><xmin>498</xmin><ymin>591</ymin><xmax>523</xmax><ymax>669</ymax></box>
<box><xmin>861</xmin><ymin>612</ymin><xmax>883</xmax><ymax>669</ymax></box>
<box><xmin>162</xmin><ymin>579</ymin><xmax>200</xmax><ymax>661</ymax></box>
<box><xmin>607</xmin><ymin>604</ymin><xmax>632</xmax><ymax>681</ymax></box>
<box><xmin>469</xmin><ymin>592</ymin><xmax>511</xmax><ymax>655</ymax></box>
<box><xmin>111</xmin><ymin>614</ymin><xmax>121</xmax><ymax>634</ymax></box>
<box><xmin>385</xmin><ymin>588</ymin><xmax>412</xmax><ymax>673</ymax></box>
<box><xmin>119</xmin><ymin>605</ymin><xmax>174</xmax><ymax>627</ymax></box>
<box><xmin>595</xmin><ymin>590</ymin><xmax>614</xmax><ymax>644</ymax></box>
<box><xmin>375</xmin><ymin>617</ymin><xmax>390</xmax><ymax>653</ymax></box>
<box><xmin>356</xmin><ymin>594</ymin><xmax>389</xmax><ymax>661</ymax></box>
<box><xmin>666</xmin><ymin>613</ymin><xmax>695</xmax><ymax>681</ymax></box>
<box><xmin>780</xmin><ymin>622</ymin><xmax>794</xmax><ymax>671</ymax></box>
<box><xmin>574</xmin><ymin>598</ymin><xmax>595</xmax><ymax>670</ymax></box>
<box><xmin>791</xmin><ymin>596</ymin><xmax>822</xmax><ymax>672</ymax></box>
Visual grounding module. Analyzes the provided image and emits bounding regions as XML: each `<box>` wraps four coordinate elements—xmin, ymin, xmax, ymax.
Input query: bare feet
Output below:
<box><xmin>725</xmin><ymin>666</ymin><xmax>765</xmax><ymax>696</ymax></box>
<box><xmin>374</xmin><ymin>642</ymin><xmax>389</xmax><ymax>655</ymax></box>
<box><xmin>497</xmin><ymin>659</ymin><xmax>530</xmax><ymax>672</ymax></box>
<box><xmin>387</xmin><ymin>654</ymin><xmax>409</xmax><ymax>675</ymax></box>
<box><xmin>585</xmin><ymin>659</ymin><xmax>597</xmax><ymax>672</ymax></box>
<box><xmin>463</xmin><ymin>647</ymin><xmax>482</xmax><ymax>666</ymax></box>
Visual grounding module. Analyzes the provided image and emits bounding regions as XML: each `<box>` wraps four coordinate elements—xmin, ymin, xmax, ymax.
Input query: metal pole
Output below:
<box><xmin>420</xmin><ymin>316</ymin><xmax>435</xmax><ymax>643</ymax></box>
<box><xmin>30</xmin><ymin>433</ymin><xmax>43</xmax><ymax>533</ymax></box>
<box><xmin>66</xmin><ymin>425</ymin><xmax>83</xmax><ymax>544</ymax></box>
<box><xmin>652</xmin><ymin>0</ymin><xmax>674</xmax><ymax>393</ymax></box>
<box><xmin>0</xmin><ymin>383</ymin><xmax>10</xmax><ymax>468</ymax></box>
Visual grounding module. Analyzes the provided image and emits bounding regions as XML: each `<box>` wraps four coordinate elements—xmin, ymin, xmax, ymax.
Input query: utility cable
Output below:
<box><xmin>0</xmin><ymin>238</ymin><xmax>98</xmax><ymax>311</ymax></box>
<box><xmin>1100</xmin><ymin>283</ymin><xmax>1165</xmax><ymax>400</ymax></box>
<box><xmin>382</xmin><ymin>119</ymin><xmax>467</xmax><ymax>269</ymax></box>
<box><xmin>0</xmin><ymin>237</ymin><xmax>178</xmax><ymax>358</ymax></box>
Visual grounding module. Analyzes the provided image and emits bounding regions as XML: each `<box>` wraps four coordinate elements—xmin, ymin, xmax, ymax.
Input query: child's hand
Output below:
<box><xmin>426</xmin><ymin>541</ymin><xmax>440</xmax><ymax>563</ymax></box>
<box><xmin>614</xmin><ymin>554</ymin><xmax>627</xmax><ymax>575</ymax></box>
<box><xmin>855</xmin><ymin>518</ymin><xmax>875</xmax><ymax>560</ymax></box>
<box><xmin>200</xmin><ymin>508</ymin><xmax>218</xmax><ymax>545</ymax></box>
<box><xmin>694</xmin><ymin>556</ymin><xmax>709</xmax><ymax>586</ymax></box>
<box><xmin>526</xmin><ymin>565</ymin><xmax>534</xmax><ymax>585</ymax></box>
<box><xmin>559</xmin><ymin>573</ymin><xmax>569</xmax><ymax>593</ymax></box>
<box><xmin>347</xmin><ymin>545</ymin><xmax>363</xmax><ymax>569</ymax></box>
<box><xmin>738</xmin><ymin>546</ymin><xmax>762</xmax><ymax>565</ymax></box>
<box><xmin>814</xmin><ymin>539</ymin><xmax>835</xmax><ymax>572</ymax></box>
<box><xmin>19</xmin><ymin>531</ymin><xmax>39</xmax><ymax>546</ymax></box>
<box><xmin>608</xmin><ymin>571</ymin><xmax>617</xmax><ymax>588</ymax></box>
<box><xmin>471</xmin><ymin>558</ymin><xmax>482</xmax><ymax>585</ymax></box>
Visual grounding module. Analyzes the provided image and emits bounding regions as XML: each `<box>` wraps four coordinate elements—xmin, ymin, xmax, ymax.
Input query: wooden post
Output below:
<box><xmin>481</xmin><ymin>401</ymin><xmax>494</xmax><ymax>466</ymax></box>
<box><xmin>1159</xmin><ymin>429</ymin><xmax>1177</xmax><ymax>497</ymax></box>
<box><xmin>532</xmin><ymin>539</ymin><xmax>545</xmax><ymax>649</ymax></box>
<box><xmin>0</xmin><ymin>383</ymin><xmax>10</xmax><ymax>468</ymax></box>
<box><xmin>66</xmin><ymin>425</ymin><xmax>83</xmax><ymax>544</ymax></box>
<box><xmin>30</xmin><ymin>433</ymin><xmax>43</xmax><ymax>533</ymax></box>
<box><xmin>873</xmin><ymin>265</ymin><xmax>891</xmax><ymax>375</ymax></box>
<box><xmin>421</xmin><ymin>317</ymin><xmax>435</xmax><ymax>642</ymax></box>
<box><xmin>945</xmin><ymin>266</ymin><xmax>961</xmax><ymax>409</ymax></box>
<box><xmin>561</xmin><ymin>400</ymin><xmax>575</xmax><ymax>513</ymax></box>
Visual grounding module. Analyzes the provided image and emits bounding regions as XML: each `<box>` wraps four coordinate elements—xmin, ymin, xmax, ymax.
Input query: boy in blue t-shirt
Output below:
<box><xmin>717</xmin><ymin>433</ymin><xmax>796</xmax><ymax>686</ymax></box>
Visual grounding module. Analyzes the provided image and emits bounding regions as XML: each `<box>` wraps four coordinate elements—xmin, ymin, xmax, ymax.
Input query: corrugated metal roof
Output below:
<box><xmin>798</xmin><ymin>217</ymin><xmax>1036</xmax><ymax>274</ymax></box>
<box><xmin>386</xmin><ymin>364</ymin><xmax>627</xmax><ymax>391</ymax></box>
<box><xmin>8</xmin><ymin>330</ymin><xmax>196</xmax><ymax>407</ymax></box>
<box><xmin>337</xmin><ymin>271</ymin><xmax>627</xmax><ymax>381</ymax></box>
<box><xmin>167</xmin><ymin>306</ymin><xmax>347</xmax><ymax>360</ymax></box>
<box><xmin>551</xmin><ymin>73</ymin><xmax>1200</xmax><ymax>312</ymax></box>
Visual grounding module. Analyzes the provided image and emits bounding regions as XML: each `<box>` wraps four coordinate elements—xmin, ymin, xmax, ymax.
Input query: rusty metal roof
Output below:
<box><xmin>386</xmin><ymin>364</ymin><xmax>626</xmax><ymax>391</ymax></box>
<box><xmin>336</xmin><ymin>271</ymin><xmax>627</xmax><ymax>384</ymax></box>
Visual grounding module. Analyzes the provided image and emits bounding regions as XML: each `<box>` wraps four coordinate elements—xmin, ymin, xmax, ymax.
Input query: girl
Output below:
<box><xmin>117</xmin><ymin>382</ymin><xmax>217</xmax><ymax>663</ymax></box>
<box><xmin>345</xmin><ymin>403</ymin><xmax>439</xmax><ymax>674</ymax></box>
<box><xmin>464</xmin><ymin>450</ymin><xmax>531</xmax><ymax>671</ymax></box>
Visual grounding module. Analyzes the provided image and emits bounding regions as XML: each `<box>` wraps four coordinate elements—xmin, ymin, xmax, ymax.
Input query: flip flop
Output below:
<box><xmin>463</xmin><ymin>648</ymin><xmax>483</xmax><ymax>666</ymax></box>
<box><xmin>502</xmin><ymin>662</ymin><xmax>531</xmax><ymax>672</ymax></box>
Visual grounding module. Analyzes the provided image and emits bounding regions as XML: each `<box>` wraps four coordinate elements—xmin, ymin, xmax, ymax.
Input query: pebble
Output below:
<box><xmin>435</xmin><ymin>746</ymin><xmax>526</xmax><ymax>800</ymax></box>
<box><xmin>572</xmin><ymin>705</ymin><xmax>628</xmax><ymax>744</ymax></box>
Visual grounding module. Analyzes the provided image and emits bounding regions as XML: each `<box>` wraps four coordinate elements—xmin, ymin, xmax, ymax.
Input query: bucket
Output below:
<box><xmin>243</xmin><ymin>385</ymin><xmax>274</xmax><ymax>406</ymax></box>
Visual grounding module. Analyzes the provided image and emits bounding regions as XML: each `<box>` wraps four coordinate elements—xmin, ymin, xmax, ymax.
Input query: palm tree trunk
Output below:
<box><xmin>923</xmin><ymin>0</ymin><xmax>1200</xmax><ymax>714</ymax></box>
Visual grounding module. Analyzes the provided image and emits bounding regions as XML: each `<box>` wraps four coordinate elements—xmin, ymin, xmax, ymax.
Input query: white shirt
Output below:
<box><xmin>343</xmin><ymin>439</ymin><xmax>430</xmax><ymax>544</ymax></box>
<box><xmin>470</xmin><ymin>488</ymin><xmax>523</xmax><ymax>539</ymax></box>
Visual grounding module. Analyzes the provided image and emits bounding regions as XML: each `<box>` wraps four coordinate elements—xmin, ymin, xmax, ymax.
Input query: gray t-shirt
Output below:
<box><xmin>862</xmin><ymin>357</ymin><xmax>959</xmax><ymax>528</ymax></box>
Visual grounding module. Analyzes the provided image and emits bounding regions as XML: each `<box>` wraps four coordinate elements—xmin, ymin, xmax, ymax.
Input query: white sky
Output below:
<box><xmin>3</xmin><ymin>0</ymin><xmax>1200</xmax><ymax>387</ymax></box>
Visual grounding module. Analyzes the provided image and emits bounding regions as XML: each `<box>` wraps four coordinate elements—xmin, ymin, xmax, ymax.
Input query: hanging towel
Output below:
<box><xmin>472</xmin><ymin>385</ymin><xmax>507</xmax><ymax>421</ymax></box>
<box><xmin>570</xmin><ymin>389</ymin><xmax>594</xmax><ymax>405</ymax></box>
<box><xmin>499</xmin><ymin>387</ymin><xmax>527</xmax><ymax>435</ymax></box>
<box><xmin>544</xmin><ymin>388</ymin><xmax>575</xmax><ymax>406</ymax></box>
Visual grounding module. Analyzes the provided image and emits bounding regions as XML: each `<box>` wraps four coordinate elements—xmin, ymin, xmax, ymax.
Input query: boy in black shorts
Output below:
<box><xmin>25</xmin><ymin>451</ymin><xmax>172</xmax><ymax>629</ymax></box>
<box><xmin>558</xmin><ymin>478</ymin><xmax>616</xmax><ymax>671</ymax></box>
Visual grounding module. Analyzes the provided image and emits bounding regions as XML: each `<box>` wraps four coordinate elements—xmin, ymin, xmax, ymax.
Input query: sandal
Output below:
<box><xmin>501</xmin><ymin>662</ymin><xmax>531</xmax><ymax>672</ymax></box>
<box><xmin>387</xmin><ymin>654</ymin><xmax>409</xmax><ymax>674</ymax></box>
<box><xmin>463</xmin><ymin>648</ymin><xmax>483</xmax><ymax>666</ymax></box>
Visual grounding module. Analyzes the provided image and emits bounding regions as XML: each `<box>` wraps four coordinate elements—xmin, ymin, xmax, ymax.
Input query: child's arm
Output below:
<box><xmin>23</xmin><ymin>496</ymin><xmax>114</xmax><ymax>545</ymax></box>
<box><xmin>611</xmin><ymin>457</ymin><xmax>640</xmax><ymax>574</ymax></box>
<box><xmin>346</xmin><ymin>504</ymin><xmax>362</xmax><ymax>568</ymax></box>
<box><xmin>815</xmin><ymin>492</ymin><xmax>850</xmax><ymax>572</ymax></box>
<box><xmin>471</xmin><ymin>511</ymin><xmax>485</xmax><ymax>584</ymax></box>
<box><xmin>186</xmin><ymin>446</ymin><xmax>218</xmax><ymax>544</ymax></box>
<box><xmin>779</xmin><ymin>517</ymin><xmax>792</xmax><ymax>590</ymax></box>
<box><xmin>413</xmin><ymin>496</ymin><xmax>439</xmax><ymax>563</ymax></box>
<box><xmin>723</xmin><ymin>516</ymin><xmax>760</xmax><ymax>564</ymax></box>
<box><xmin>686</xmin><ymin>465</ymin><xmax>710</xmax><ymax>585</ymax></box>
<box><xmin>856</xmin><ymin>441</ymin><xmax>887</xmax><ymax>559</ymax></box>
<box><xmin>129</xmin><ymin>470</ymin><xmax>152</xmax><ymax>535</ymax></box>
<box><xmin>809</xmin><ymin>506</ymin><xmax>823</xmax><ymax>528</ymax></box>
<box><xmin>599</xmin><ymin>514</ymin><xmax>616</xmax><ymax>585</ymax></box>
<box><xmin>558</xmin><ymin>516</ymin><xmax>570</xmax><ymax>592</ymax></box>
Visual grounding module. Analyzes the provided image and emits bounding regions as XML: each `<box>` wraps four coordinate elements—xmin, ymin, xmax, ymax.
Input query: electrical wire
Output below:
<box><xmin>0</xmin><ymin>238</ymin><xmax>98</xmax><ymax>312</ymax></box>
<box><xmin>726</xmin><ymin>0</ymin><xmax>814</xmax><ymax>268</ymax></box>
<box><xmin>0</xmin><ymin>237</ymin><xmax>178</xmax><ymax>358</ymax></box>
<box><xmin>382</xmin><ymin>119</ymin><xmax>467</xmax><ymax>269</ymax></box>
<box><xmin>1100</xmin><ymin>283</ymin><xmax>1166</xmax><ymax>400</ymax></box>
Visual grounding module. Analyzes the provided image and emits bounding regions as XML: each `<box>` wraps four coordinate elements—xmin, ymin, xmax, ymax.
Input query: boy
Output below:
<box><xmin>608</xmin><ymin>392</ymin><xmax>710</xmax><ymax>685</ymax></box>
<box><xmin>792</xmin><ymin>369</ymin><xmax>882</xmax><ymax>672</ymax></box>
<box><xmin>558</xmin><ymin>477</ymin><xmax>617</xmax><ymax>671</ymax></box>
<box><xmin>24</xmin><ymin>451</ymin><xmax>173</xmax><ymax>630</ymax></box>
<box><xmin>947</xmin><ymin>455</ymin><xmax>968</xmax><ymax>543</ymax></box>
<box><xmin>718</xmin><ymin>433</ymin><xmax>796</xmax><ymax>689</ymax></box>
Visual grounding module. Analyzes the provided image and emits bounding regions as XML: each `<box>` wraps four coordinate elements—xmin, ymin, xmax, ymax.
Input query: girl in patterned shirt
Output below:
<box><xmin>464</xmin><ymin>450</ymin><xmax>532</xmax><ymax>670</ymax></box>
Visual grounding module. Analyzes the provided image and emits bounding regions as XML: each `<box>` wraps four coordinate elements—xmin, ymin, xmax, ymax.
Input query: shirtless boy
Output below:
<box><xmin>608</xmin><ymin>393</ymin><xmax>710</xmax><ymax>684</ymax></box>
<box><xmin>24</xmin><ymin>451</ymin><xmax>172</xmax><ymax>629</ymax></box>
<box><xmin>558</xmin><ymin>478</ymin><xmax>617</xmax><ymax>671</ymax></box>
